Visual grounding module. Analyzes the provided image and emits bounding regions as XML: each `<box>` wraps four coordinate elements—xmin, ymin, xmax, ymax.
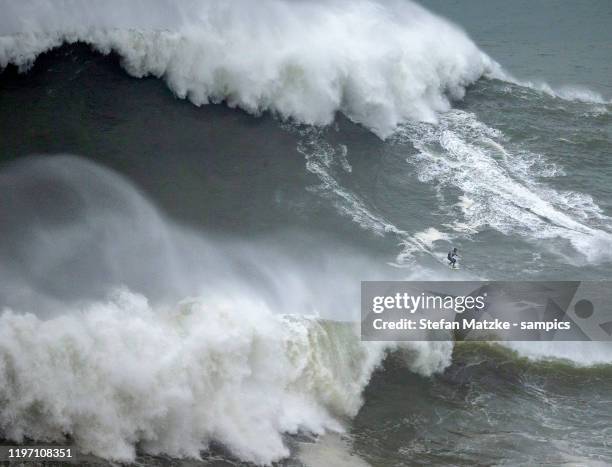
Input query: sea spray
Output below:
<box><xmin>0</xmin><ymin>0</ymin><xmax>496</xmax><ymax>138</ymax></box>
<box><xmin>0</xmin><ymin>155</ymin><xmax>389</xmax><ymax>319</ymax></box>
<box><xmin>0</xmin><ymin>289</ymin><xmax>451</xmax><ymax>463</ymax></box>
<box><xmin>0</xmin><ymin>155</ymin><xmax>454</xmax><ymax>462</ymax></box>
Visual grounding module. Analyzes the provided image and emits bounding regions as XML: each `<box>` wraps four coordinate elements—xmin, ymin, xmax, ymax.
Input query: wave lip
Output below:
<box><xmin>0</xmin><ymin>0</ymin><xmax>496</xmax><ymax>138</ymax></box>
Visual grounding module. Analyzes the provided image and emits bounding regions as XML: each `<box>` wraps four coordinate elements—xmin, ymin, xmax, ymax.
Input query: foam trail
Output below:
<box><xmin>296</xmin><ymin>127</ymin><xmax>404</xmax><ymax>237</ymax></box>
<box><xmin>0</xmin><ymin>291</ymin><xmax>380</xmax><ymax>463</ymax></box>
<box><xmin>294</xmin><ymin>125</ymin><xmax>466</xmax><ymax>272</ymax></box>
<box><xmin>298</xmin><ymin>433</ymin><xmax>371</xmax><ymax>467</ymax></box>
<box><xmin>394</xmin><ymin>110</ymin><xmax>612</xmax><ymax>265</ymax></box>
<box><xmin>0</xmin><ymin>0</ymin><xmax>498</xmax><ymax>138</ymax></box>
<box><xmin>292</xmin><ymin>108</ymin><xmax>611</xmax><ymax>270</ymax></box>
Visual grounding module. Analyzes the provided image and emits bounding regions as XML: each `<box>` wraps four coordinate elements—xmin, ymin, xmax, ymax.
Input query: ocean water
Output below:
<box><xmin>0</xmin><ymin>0</ymin><xmax>611</xmax><ymax>465</ymax></box>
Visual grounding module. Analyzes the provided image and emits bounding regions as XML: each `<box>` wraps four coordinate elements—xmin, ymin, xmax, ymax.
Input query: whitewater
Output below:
<box><xmin>0</xmin><ymin>155</ymin><xmax>452</xmax><ymax>463</ymax></box>
<box><xmin>0</xmin><ymin>290</ymin><xmax>384</xmax><ymax>463</ymax></box>
<box><xmin>0</xmin><ymin>0</ymin><xmax>503</xmax><ymax>138</ymax></box>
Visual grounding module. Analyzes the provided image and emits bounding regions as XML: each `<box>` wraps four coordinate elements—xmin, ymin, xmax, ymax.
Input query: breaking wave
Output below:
<box><xmin>1</xmin><ymin>0</ymin><xmax>607</xmax><ymax>139</ymax></box>
<box><xmin>0</xmin><ymin>291</ymin><xmax>382</xmax><ymax>463</ymax></box>
<box><xmin>0</xmin><ymin>155</ymin><xmax>452</xmax><ymax>463</ymax></box>
<box><xmin>0</xmin><ymin>0</ymin><xmax>497</xmax><ymax>138</ymax></box>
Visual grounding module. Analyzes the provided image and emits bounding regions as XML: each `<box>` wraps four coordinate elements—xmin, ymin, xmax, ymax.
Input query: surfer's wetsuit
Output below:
<box><xmin>447</xmin><ymin>249</ymin><xmax>458</xmax><ymax>267</ymax></box>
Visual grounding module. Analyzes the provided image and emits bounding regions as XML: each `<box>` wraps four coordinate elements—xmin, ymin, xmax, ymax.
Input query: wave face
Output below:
<box><xmin>0</xmin><ymin>155</ymin><xmax>452</xmax><ymax>463</ymax></box>
<box><xmin>352</xmin><ymin>342</ymin><xmax>612</xmax><ymax>466</ymax></box>
<box><xmin>0</xmin><ymin>0</ymin><xmax>496</xmax><ymax>137</ymax></box>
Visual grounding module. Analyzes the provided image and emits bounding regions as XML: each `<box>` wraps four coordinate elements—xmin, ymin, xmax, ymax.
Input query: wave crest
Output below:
<box><xmin>0</xmin><ymin>0</ymin><xmax>495</xmax><ymax>137</ymax></box>
<box><xmin>0</xmin><ymin>288</ymin><xmax>452</xmax><ymax>463</ymax></box>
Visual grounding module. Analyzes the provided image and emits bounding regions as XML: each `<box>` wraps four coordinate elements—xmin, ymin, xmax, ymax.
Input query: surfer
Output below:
<box><xmin>447</xmin><ymin>247</ymin><xmax>459</xmax><ymax>269</ymax></box>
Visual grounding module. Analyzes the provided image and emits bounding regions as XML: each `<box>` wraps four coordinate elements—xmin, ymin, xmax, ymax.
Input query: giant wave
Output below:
<box><xmin>0</xmin><ymin>155</ymin><xmax>453</xmax><ymax>463</ymax></box>
<box><xmin>0</xmin><ymin>0</ymin><xmax>499</xmax><ymax>138</ymax></box>
<box><xmin>2</xmin><ymin>2</ymin><xmax>612</xmax><ymax>464</ymax></box>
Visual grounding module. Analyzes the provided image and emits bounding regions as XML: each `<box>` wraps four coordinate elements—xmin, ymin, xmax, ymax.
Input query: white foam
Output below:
<box><xmin>294</xmin><ymin>125</ymin><xmax>464</xmax><ymax>272</ymax></box>
<box><xmin>0</xmin><ymin>0</ymin><xmax>496</xmax><ymax>138</ymax></box>
<box><xmin>394</xmin><ymin>110</ymin><xmax>612</xmax><ymax>265</ymax></box>
<box><xmin>0</xmin><ymin>290</ymin><xmax>378</xmax><ymax>463</ymax></box>
<box><xmin>518</xmin><ymin>81</ymin><xmax>611</xmax><ymax>105</ymax></box>
<box><xmin>296</xmin><ymin>127</ymin><xmax>404</xmax><ymax>237</ymax></box>
<box><xmin>0</xmin><ymin>289</ymin><xmax>453</xmax><ymax>463</ymax></box>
